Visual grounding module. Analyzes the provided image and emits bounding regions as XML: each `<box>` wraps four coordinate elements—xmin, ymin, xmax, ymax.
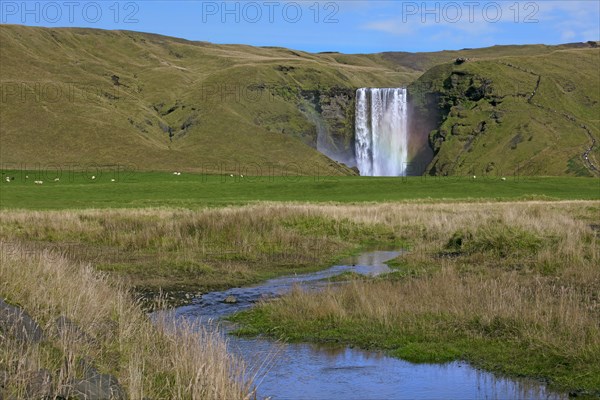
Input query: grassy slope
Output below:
<box><xmin>0</xmin><ymin>25</ymin><xmax>413</xmax><ymax>175</ymax></box>
<box><xmin>410</xmin><ymin>46</ymin><xmax>600</xmax><ymax>177</ymax></box>
<box><xmin>382</xmin><ymin>42</ymin><xmax>595</xmax><ymax>71</ymax></box>
<box><xmin>2</xmin><ymin>25</ymin><xmax>597</xmax><ymax>175</ymax></box>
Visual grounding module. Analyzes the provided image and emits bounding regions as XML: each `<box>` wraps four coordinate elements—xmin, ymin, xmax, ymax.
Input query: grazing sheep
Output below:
<box><xmin>230</xmin><ymin>174</ymin><xmax>234</xmax><ymax>178</ymax></box>
<box><xmin>501</xmin><ymin>177</ymin><xmax>507</xmax><ymax>181</ymax></box>
<box><xmin>54</xmin><ymin>178</ymin><xmax>60</xmax><ymax>182</ymax></box>
<box><xmin>177</xmin><ymin>172</ymin><xmax>181</xmax><ymax>176</ymax></box>
<box><xmin>5</xmin><ymin>177</ymin><xmax>11</xmax><ymax>182</ymax></box>
<box><xmin>472</xmin><ymin>175</ymin><xmax>477</xmax><ymax>179</ymax></box>
<box><xmin>91</xmin><ymin>176</ymin><xmax>96</xmax><ymax>180</ymax></box>
<box><xmin>241</xmin><ymin>175</ymin><xmax>244</xmax><ymax>178</ymax></box>
<box><xmin>111</xmin><ymin>179</ymin><xmax>116</xmax><ymax>182</ymax></box>
<box><xmin>34</xmin><ymin>180</ymin><xmax>43</xmax><ymax>185</ymax></box>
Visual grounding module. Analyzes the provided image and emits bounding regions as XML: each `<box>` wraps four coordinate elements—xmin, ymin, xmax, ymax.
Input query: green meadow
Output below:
<box><xmin>1</xmin><ymin>171</ymin><xmax>598</xmax><ymax>209</ymax></box>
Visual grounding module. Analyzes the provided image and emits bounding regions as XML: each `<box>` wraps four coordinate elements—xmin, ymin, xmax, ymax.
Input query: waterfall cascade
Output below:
<box><xmin>355</xmin><ymin>88</ymin><xmax>409</xmax><ymax>176</ymax></box>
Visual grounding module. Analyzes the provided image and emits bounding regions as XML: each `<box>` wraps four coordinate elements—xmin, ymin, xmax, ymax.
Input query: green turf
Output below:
<box><xmin>1</xmin><ymin>171</ymin><xmax>597</xmax><ymax>209</ymax></box>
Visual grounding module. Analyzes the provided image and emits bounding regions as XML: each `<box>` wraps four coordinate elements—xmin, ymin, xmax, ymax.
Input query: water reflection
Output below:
<box><xmin>173</xmin><ymin>251</ymin><xmax>565</xmax><ymax>400</ymax></box>
<box><xmin>228</xmin><ymin>336</ymin><xmax>563</xmax><ymax>400</ymax></box>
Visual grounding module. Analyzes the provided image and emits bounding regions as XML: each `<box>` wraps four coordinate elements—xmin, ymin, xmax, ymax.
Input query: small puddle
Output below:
<box><xmin>172</xmin><ymin>251</ymin><xmax>565</xmax><ymax>399</ymax></box>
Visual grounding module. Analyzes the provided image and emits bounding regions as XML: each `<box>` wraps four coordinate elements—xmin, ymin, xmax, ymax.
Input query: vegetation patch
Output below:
<box><xmin>445</xmin><ymin>226</ymin><xmax>545</xmax><ymax>257</ymax></box>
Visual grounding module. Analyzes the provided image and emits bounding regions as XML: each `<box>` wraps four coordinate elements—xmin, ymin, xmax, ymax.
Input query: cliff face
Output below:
<box><xmin>408</xmin><ymin>64</ymin><xmax>493</xmax><ymax>176</ymax></box>
<box><xmin>299</xmin><ymin>87</ymin><xmax>356</xmax><ymax>167</ymax></box>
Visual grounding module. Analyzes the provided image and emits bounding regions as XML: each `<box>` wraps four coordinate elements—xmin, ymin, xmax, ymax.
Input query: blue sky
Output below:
<box><xmin>1</xmin><ymin>1</ymin><xmax>599</xmax><ymax>53</ymax></box>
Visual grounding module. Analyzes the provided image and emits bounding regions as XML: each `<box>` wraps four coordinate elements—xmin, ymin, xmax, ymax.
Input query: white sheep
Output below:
<box><xmin>240</xmin><ymin>175</ymin><xmax>244</xmax><ymax>178</ymax></box>
<box><xmin>501</xmin><ymin>177</ymin><xmax>507</xmax><ymax>181</ymax></box>
<box><xmin>5</xmin><ymin>177</ymin><xmax>10</xmax><ymax>182</ymax></box>
<box><xmin>111</xmin><ymin>179</ymin><xmax>116</xmax><ymax>182</ymax></box>
<box><xmin>34</xmin><ymin>180</ymin><xmax>43</xmax><ymax>185</ymax></box>
<box><xmin>177</xmin><ymin>172</ymin><xmax>182</xmax><ymax>176</ymax></box>
<box><xmin>230</xmin><ymin>174</ymin><xmax>234</xmax><ymax>178</ymax></box>
<box><xmin>91</xmin><ymin>176</ymin><xmax>96</xmax><ymax>180</ymax></box>
<box><xmin>472</xmin><ymin>175</ymin><xmax>477</xmax><ymax>179</ymax></box>
<box><xmin>54</xmin><ymin>178</ymin><xmax>60</xmax><ymax>182</ymax></box>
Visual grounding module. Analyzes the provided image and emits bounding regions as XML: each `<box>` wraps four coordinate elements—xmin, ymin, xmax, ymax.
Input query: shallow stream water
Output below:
<box><xmin>173</xmin><ymin>251</ymin><xmax>564</xmax><ymax>400</ymax></box>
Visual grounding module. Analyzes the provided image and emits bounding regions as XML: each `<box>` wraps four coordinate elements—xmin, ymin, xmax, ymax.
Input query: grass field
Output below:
<box><xmin>1</xmin><ymin>171</ymin><xmax>598</xmax><ymax>209</ymax></box>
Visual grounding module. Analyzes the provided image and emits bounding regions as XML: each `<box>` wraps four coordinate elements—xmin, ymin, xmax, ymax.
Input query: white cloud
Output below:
<box><xmin>561</xmin><ymin>30</ymin><xmax>576</xmax><ymax>42</ymax></box>
<box><xmin>361</xmin><ymin>3</ymin><xmax>500</xmax><ymax>38</ymax></box>
<box><xmin>537</xmin><ymin>1</ymin><xmax>600</xmax><ymax>42</ymax></box>
<box><xmin>363</xmin><ymin>19</ymin><xmax>414</xmax><ymax>35</ymax></box>
<box><xmin>360</xmin><ymin>1</ymin><xmax>599</xmax><ymax>46</ymax></box>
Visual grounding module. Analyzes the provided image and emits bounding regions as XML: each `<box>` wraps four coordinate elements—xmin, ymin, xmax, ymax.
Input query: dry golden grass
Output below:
<box><xmin>0</xmin><ymin>241</ymin><xmax>253</xmax><ymax>399</ymax></box>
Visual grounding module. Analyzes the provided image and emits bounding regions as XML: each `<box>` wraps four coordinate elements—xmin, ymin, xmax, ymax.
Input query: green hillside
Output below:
<box><xmin>1</xmin><ymin>25</ymin><xmax>598</xmax><ymax>176</ymax></box>
<box><xmin>0</xmin><ymin>25</ymin><xmax>410</xmax><ymax>175</ymax></box>
<box><xmin>409</xmin><ymin>45</ymin><xmax>600</xmax><ymax>177</ymax></box>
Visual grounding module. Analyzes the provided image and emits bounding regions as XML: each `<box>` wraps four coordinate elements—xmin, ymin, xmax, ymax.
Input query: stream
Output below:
<box><xmin>172</xmin><ymin>251</ymin><xmax>565</xmax><ymax>400</ymax></box>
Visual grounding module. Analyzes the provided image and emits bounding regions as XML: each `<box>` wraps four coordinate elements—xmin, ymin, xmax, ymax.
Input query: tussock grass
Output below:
<box><xmin>0</xmin><ymin>241</ymin><xmax>253</xmax><ymax>399</ymax></box>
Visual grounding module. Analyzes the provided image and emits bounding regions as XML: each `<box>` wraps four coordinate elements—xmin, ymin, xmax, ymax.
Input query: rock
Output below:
<box><xmin>63</xmin><ymin>373</ymin><xmax>125</xmax><ymax>400</ymax></box>
<box><xmin>223</xmin><ymin>295</ymin><xmax>238</xmax><ymax>304</ymax></box>
<box><xmin>474</xmin><ymin>121</ymin><xmax>487</xmax><ymax>134</ymax></box>
<box><xmin>0</xmin><ymin>369</ymin><xmax>8</xmax><ymax>389</ymax></box>
<box><xmin>55</xmin><ymin>316</ymin><xmax>93</xmax><ymax>344</ymax></box>
<box><xmin>0</xmin><ymin>299</ymin><xmax>44</xmax><ymax>343</ymax></box>
<box><xmin>24</xmin><ymin>369</ymin><xmax>52</xmax><ymax>399</ymax></box>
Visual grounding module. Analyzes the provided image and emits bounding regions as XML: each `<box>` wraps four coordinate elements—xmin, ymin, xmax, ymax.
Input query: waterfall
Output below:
<box><xmin>355</xmin><ymin>88</ymin><xmax>409</xmax><ymax>176</ymax></box>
